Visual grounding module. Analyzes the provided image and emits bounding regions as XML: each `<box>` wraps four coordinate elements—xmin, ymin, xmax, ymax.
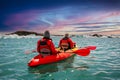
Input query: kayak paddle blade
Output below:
<box><xmin>85</xmin><ymin>46</ymin><xmax>96</xmax><ymax>50</ymax></box>
<box><xmin>73</xmin><ymin>48</ymin><xmax>90</xmax><ymax>56</ymax></box>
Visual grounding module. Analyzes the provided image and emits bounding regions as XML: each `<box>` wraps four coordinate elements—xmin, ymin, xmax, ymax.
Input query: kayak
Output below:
<box><xmin>28</xmin><ymin>47</ymin><xmax>78</xmax><ymax>67</ymax></box>
<box><xmin>28</xmin><ymin>46</ymin><xmax>97</xmax><ymax>67</ymax></box>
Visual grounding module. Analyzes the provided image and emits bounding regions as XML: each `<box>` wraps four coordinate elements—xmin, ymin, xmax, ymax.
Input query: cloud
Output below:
<box><xmin>41</xmin><ymin>17</ymin><xmax>54</xmax><ymax>26</ymax></box>
<box><xmin>1</xmin><ymin>5</ymin><xmax>120</xmax><ymax>34</ymax></box>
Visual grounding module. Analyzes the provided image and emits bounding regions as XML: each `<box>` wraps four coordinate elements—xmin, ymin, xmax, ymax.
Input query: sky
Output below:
<box><xmin>0</xmin><ymin>0</ymin><xmax>120</xmax><ymax>34</ymax></box>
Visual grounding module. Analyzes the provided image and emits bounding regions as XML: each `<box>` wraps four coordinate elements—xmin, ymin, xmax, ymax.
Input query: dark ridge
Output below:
<box><xmin>7</xmin><ymin>30</ymin><xmax>43</xmax><ymax>36</ymax></box>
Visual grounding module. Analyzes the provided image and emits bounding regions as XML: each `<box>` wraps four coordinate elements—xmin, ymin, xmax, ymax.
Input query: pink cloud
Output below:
<box><xmin>96</xmin><ymin>11</ymin><xmax>120</xmax><ymax>21</ymax></box>
<box><xmin>6</xmin><ymin>14</ymin><xmax>32</xmax><ymax>24</ymax></box>
<box><xmin>4</xmin><ymin>10</ymin><xmax>42</xmax><ymax>29</ymax></box>
<box><xmin>3</xmin><ymin>8</ymin><xmax>120</xmax><ymax>34</ymax></box>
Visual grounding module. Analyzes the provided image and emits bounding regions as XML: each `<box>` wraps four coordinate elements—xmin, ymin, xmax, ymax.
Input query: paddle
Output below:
<box><xmin>25</xmin><ymin>50</ymin><xmax>37</xmax><ymax>54</ymax></box>
<box><xmin>85</xmin><ymin>46</ymin><xmax>96</xmax><ymax>50</ymax></box>
<box><xmin>64</xmin><ymin>46</ymin><xmax>96</xmax><ymax>56</ymax></box>
<box><xmin>72</xmin><ymin>48</ymin><xmax>90</xmax><ymax>56</ymax></box>
<box><xmin>25</xmin><ymin>46</ymin><xmax>96</xmax><ymax>56</ymax></box>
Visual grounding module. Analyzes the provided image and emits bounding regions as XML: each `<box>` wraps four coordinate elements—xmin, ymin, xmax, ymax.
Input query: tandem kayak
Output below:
<box><xmin>28</xmin><ymin>47</ymin><xmax>78</xmax><ymax>67</ymax></box>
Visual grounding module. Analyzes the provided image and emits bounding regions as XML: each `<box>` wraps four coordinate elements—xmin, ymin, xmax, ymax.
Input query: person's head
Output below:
<box><xmin>64</xmin><ymin>33</ymin><xmax>69</xmax><ymax>38</ymax></box>
<box><xmin>43</xmin><ymin>30</ymin><xmax>50</xmax><ymax>39</ymax></box>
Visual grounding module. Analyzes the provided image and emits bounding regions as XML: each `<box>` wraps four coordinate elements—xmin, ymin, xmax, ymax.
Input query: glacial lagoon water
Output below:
<box><xmin>0</xmin><ymin>35</ymin><xmax>120</xmax><ymax>80</ymax></box>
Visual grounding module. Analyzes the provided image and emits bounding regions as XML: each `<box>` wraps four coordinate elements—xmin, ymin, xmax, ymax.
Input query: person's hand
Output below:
<box><xmin>58</xmin><ymin>50</ymin><xmax>64</xmax><ymax>53</ymax></box>
<box><xmin>65</xmin><ymin>50</ymin><xmax>73</xmax><ymax>53</ymax></box>
<box><xmin>32</xmin><ymin>50</ymin><xmax>37</xmax><ymax>52</ymax></box>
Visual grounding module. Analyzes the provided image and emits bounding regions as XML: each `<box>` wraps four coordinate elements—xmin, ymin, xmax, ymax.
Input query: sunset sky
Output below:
<box><xmin>0</xmin><ymin>0</ymin><xmax>120</xmax><ymax>34</ymax></box>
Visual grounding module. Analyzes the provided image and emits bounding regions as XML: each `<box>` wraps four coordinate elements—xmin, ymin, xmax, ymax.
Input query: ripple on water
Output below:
<box><xmin>0</xmin><ymin>37</ymin><xmax>120</xmax><ymax>80</ymax></box>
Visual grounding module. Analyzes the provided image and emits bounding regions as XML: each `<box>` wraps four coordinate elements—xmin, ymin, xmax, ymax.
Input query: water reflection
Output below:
<box><xmin>28</xmin><ymin>63</ymin><xmax>58</xmax><ymax>74</ymax></box>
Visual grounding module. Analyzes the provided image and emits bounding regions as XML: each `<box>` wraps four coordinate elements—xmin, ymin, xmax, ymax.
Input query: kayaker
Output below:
<box><xmin>59</xmin><ymin>33</ymin><xmax>75</xmax><ymax>52</ymax></box>
<box><xmin>37</xmin><ymin>30</ymin><xmax>58</xmax><ymax>57</ymax></box>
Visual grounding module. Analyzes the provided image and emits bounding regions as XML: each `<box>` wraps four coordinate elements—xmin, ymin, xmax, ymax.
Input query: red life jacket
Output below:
<box><xmin>38</xmin><ymin>39</ymin><xmax>51</xmax><ymax>55</ymax></box>
<box><xmin>60</xmin><ymin>39</ymin><xmax>70</xmax><ymax>50</ymax></box>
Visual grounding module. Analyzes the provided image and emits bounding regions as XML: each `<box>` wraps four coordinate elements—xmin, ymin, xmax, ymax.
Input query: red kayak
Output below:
<box><xmin>28</xmin><ymin>47</ymin><xmax>78</xmax><ymax>67</ymax></box>
<box><xmin>28</xmin><ymin>46</ymin><xmax>96</xmax><ymax>67</ymax></box>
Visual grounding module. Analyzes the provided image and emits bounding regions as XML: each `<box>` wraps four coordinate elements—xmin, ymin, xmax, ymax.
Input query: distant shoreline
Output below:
<box><xmin>0</xmin><ymin>30</ymin><xmax>120</xmax><ymax>36</ymax></box>
<box><xmin>88</xmin><ymin>30</ymin><xmax>120</xmax><ymax>36</ymax></box>
<box><xmin>0</xmin><ymin>30</ymin><xmax>120</xmax><ymax>38</ymax></box>
<box><xmin>4</xmin><ymin>30</ymin><xmax>64</xmax><ymax>36</ymax></box>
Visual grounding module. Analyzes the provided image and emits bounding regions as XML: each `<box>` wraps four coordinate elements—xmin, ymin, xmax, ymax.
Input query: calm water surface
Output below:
<box><xmin>0</xmin><ymin>36</ymin><xmax>120</xmax><ymax>80</ymax></box>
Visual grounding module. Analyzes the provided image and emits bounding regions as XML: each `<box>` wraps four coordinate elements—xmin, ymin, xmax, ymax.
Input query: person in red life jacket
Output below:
<box><xmin>37</xmin><ymin>30</ymin><xmax>58</xmax><ymax>57</ymax></box>
<box><xmin>59</xmin><ymin>33</ymin><xmax>75</xmax><ymax>52</ymax></box>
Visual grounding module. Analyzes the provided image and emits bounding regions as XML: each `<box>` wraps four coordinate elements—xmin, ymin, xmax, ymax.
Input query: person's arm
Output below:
<box><xmin>68</xmin><ymin>38</ymin><xmax>74</xmax><ymax>48</ymax></box>
<box><xmin>58</xmin><ymin>39</ymin><xmax>62</xmax><ymax>47</ymax></box>
<box><xmin>37</xmin><ymin>40</ymin><xmax>40</xmax><ymax>53</ymax></box>
<box><xmin>49</xmin><ymin>41</ymin><xmax>58</xmax><ymax>55</ymax></box>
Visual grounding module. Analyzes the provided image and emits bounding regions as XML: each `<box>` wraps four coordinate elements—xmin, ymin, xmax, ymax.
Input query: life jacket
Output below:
<box><xmin>60</xmin><ymin>38</ymin><xmax>70</xmax><ymax>50</ymax></box>
<box><xmin>38</xmin><ymin>39</ymin><xmax>51</xmax><ymax>56</ymax></box>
